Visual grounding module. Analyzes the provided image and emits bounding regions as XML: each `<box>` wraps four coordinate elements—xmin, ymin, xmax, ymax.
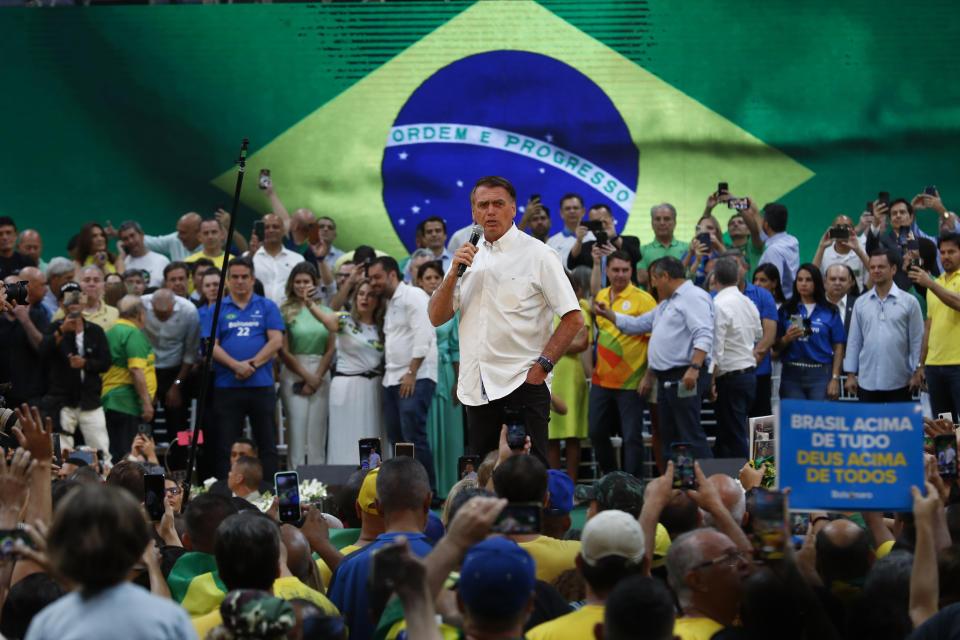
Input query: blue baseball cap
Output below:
<box><xmin>424</xmin><ymin>510</ymin><xmax>445</xmax><ymax>543</ymax></box>
<box><xmin>544</xmin><ymin>469</ymin><xmax>574</xmax><ymax>515</ymax></box>
<box><xmin>458</xmin><ymin>537</ymin><xmax>536</xmax><ymax>616</ymax></box>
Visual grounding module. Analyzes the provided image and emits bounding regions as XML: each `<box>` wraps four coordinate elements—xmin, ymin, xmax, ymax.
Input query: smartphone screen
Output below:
<box><xmin>0</xmin><ymin>529</ymin><xmax>36</xmax><ymax>559</ymax></box>
<box><xmin>491</xmin><ymin>502</ymin><xmax>541</xmax><ymax>534</ymax></box>
<box><xmin>752</xmin><ymin>489</ymin><xmax>786</xmax><ymax>559</ymax></box>
<box><xmin>671</xmin><ymin>443</ymin><xmax>696</xmax><ymax>489</ymax></box>
<box><xmin>307</xmin><ymin>222</ymin><xmax>320</xmax><ymax>244</ymax></box>
<box><xmin>275</xmin><ymin>471</ymin><xmax>301</xmax><ymax>523</ymax></box>
<box><xmin>939</xmin><ymin>412</ymin><xmax>954</xmax><ymax>423</ymax></box>
<box><xmin>52</xmin><ymin>433</ymin><xmax>62</xmax><ymax>467</ymax></box>
<box><xmin>138</xmin><ymin>422</ymin><xmax>152</xmax><ymax>438</ymax></box>
<box><xmin>718</xmin><ymin>182</ymin><xmax>729</xmax><ymax>195</ymax></box>
<box><xmin>925</xmin><ymin>185</ymin><xmax>937</xmax><ymax>196</ymax></box>
<box><xmin>254</xmin><ymin>220</ymin><xmax>265</xmax><ymax>239</ymax></box>
<box><xmin>697</xmin><ymin>232</ymin><xmax>711</xmax><ymax>247</ymax></box>
<box><xmin>458</xmin><ymin>455</ymin><xmax>480</xmax><ymax>480</ymax></box>
<box><xmin>935</xmin><ymin>435</ymin><xmax>958</xmax><ymax>479</ymax></box>
<box><xmin>789</xmin><ymin>314</ymin><xmax>803</xmax><ymax>330</ymax></box>
<box><xmin>394</xmin><ymin>442</ymin><xmax>415</xmax><ymax>458</ymax></box>
<box><xmin>878</xmin><ymin>191</ymin><xmax>890</xmax><ymax>204</ymax></box>
<box><xmin>144</xmin><ymin>473</ymin><xmax>166</xmax><ymax>522</ymax></box>
<box><xmin>359</xmin><ymin>438</ymin><xmax>382</xmax><ymax>470</ymax></box>
<box><xmin>258</xmin><ymin>168</ymin><xmax>271</xmax><ymax>190</ymax></box>
<box><xmin>506</xmin><ymin>424</ymin><xmax>526</xmax><ymax>451</ymax></box>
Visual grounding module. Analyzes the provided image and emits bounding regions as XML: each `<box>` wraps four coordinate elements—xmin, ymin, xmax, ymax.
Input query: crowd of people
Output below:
<box><xmin>1</xmin><ymin>174</ymin><xmax>959</xmax><ymax>639</ymax></box>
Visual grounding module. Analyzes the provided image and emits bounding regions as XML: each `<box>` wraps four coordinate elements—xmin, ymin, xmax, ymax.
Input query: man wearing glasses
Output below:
<box><xmin>666</xmin><ymin>529</ymin><xmax>751</xmax><ymax>639</ymax></box>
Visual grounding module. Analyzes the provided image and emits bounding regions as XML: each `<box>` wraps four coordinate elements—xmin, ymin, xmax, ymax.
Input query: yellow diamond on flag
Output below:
<box><xmin>212</xmin><ymin>0</ymin><xmax>813</xmax><ymax>256</ymax></box>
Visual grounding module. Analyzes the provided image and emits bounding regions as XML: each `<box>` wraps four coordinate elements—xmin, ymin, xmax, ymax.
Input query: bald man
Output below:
<box><xmin>141</xmin><ymin>287</ymin><xmax>200</xmax><ymax>432</ymax></box>
<box><xmin>701</xmin><ymin>474</ymin><xmax>746</xmax><ymax>528</ymax></box>
<box><xmin>251</xmin><ymin>213</ymin><xmax>304</xmax><ymax>306</ymax></box>
<box><xmin>0</xmin><ymin>266</ymin><xmax>50</xmax><ymax>406</ymax></box>
<box><xmin>813</xmin><ymin>214</ymin><xmax>869</xmax><ymax>291</ymax></box>
<box><xmin>815</xmin><ymin>519</ymin><xmax>873</xmax><ymax>592</ymax></box>
<box><xmin>17</xmin><ymin>229</ymin><xmax>46</xmax><ymax>272</ymax></box>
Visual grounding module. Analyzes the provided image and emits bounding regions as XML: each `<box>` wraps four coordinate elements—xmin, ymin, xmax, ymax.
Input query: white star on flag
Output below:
<box><xmin>411</xmin><ymin>205</ymin><xmax>420</xmax><ymax>214</ymax></box>
<box><xmin>545</xmin><ymin>133</ymin><xmax>553</xmax><ymax>142</ymax></box>
<box><xmin>456</xmin><ymin>180</ymin><xmax>464</xmax><ymax>187</ymax></box>
<box><xmin>398</xmin><ymin>151</ymin><xmax>408</xmax><ymax>160</ymax></box>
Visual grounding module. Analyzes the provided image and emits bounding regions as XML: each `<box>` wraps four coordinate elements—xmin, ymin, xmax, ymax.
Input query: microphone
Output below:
<box><xmin>457</xmin><ymin>224</ymin><xmax>484</xmax><ymax>278</ymax></box>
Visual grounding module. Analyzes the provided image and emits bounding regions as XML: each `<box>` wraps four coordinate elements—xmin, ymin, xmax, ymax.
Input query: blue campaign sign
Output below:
<box><xmin>779</xmin><ymin>399</ymin><xmax>925</xmax><ymax>511</ymax></box>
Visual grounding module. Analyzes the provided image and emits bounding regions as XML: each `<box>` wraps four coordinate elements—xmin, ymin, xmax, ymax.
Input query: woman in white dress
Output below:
<box><xmin>308</xmin><ymin>279</ymin><xmax>386</xmax><ymax>465</ymax></box>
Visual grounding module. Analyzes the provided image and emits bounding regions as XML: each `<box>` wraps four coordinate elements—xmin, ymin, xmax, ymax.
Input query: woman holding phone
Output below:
<box><xmin>306</xmin><ymin>278</ymin><xmax>386</xmax><ymax>465</ymax></box>
<box><xmin>71</xmin><ymin>222</ymin><xmax>124</xmax><ymax>275</ymax></box>
<box><xmin>773</xmin><ymin>263</ymin><xmax>846</xmax><ymax>401</ymax></box>
<box><xmin>278</xmin><ymin>263</ymin><xmax>336</xmax><ymax>467</ymax></box>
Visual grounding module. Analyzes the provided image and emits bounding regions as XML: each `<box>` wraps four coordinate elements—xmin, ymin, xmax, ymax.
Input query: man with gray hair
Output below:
<box><xmin>709</xmin><ymin>255</ymin><xmax>762</xmax><ymax>458</ymax></box>
<box><xmin>636</xmin><ymin>203</ymin><xmax>689</xmax><ymax>288</ymax></box>
<box><xmin>116</xmin><ymin>220</ymin><xmax>169</xmax><ymax>289</ymax></box>
<box><xmin>403</xmin><ymin>248</ymin><xmax>436</xmax><ymax>283</ymax></box>
<box><xmin>141</xmin><ymin>288</ymin><xmax>199</xmax><ymax>434</ymax></box>
<box><xmin>17</xmin><ymin>229</ymin><xmax>46</xmax><ymax>272</ymax></box>
<box><xmin>666</xmin><ymin>528</ymin><xmax>747</xmax><ymax>639</ymax></box>
<box><xmin>594</xmin><ymin>256</ymin><xmax>713</xmax><ymax>460</ymax></box>
<box><xmin>102</xmin><ymin>294</ymin><xmax>157</xmax><ymax>462</ymax></box>
<box><xmin>42</xmin><ymin>257</ymin><xmax>75</xmax><ymax>317</ymax></box>
<box><xmin>51</xmin><ymin>264</ymin><xmax>118</xmax><ymax>331</ymax></box>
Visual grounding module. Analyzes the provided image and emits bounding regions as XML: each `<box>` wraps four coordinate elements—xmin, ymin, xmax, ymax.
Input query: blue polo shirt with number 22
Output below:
<box><xmin>214</xmin><ymin>294</ymin><xmax>285</xmax><ymax>388</ymax></box>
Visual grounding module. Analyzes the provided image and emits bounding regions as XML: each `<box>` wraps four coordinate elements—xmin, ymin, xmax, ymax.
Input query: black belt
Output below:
<box><xmin>331</xmin><ymin>369</ymin><xmax>382</xmax><ymax>379</ymax></box>
<box><xmin>717</xmin><ymin>366</ymin><xmax>756</xmax><ymax>379</ymax></box>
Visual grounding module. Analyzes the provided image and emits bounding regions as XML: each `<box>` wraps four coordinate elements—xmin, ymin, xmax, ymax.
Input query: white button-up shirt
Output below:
<box><xmin>453</xmin><ymin>225</ymin><xmax>580</xmax><ymax>405</ymax></box>
<box><xmin>252</xmin><ymin>246</ymin><xmax>305</xmax><ymax>307</ymax></box>
<box><xmin>713</xmin><ymin>285</ymin><xmax>762</xmax><ymax>376</ymax></box>
<box><xmin>383</xmin><ymin>282</ymin><xmax>438</xmax><ymax>386</ymax></box>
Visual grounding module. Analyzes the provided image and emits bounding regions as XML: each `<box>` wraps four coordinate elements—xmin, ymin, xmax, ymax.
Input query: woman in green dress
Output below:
<box><xmin>416</xmin><ymin>261</ymin><xmax>463</xmax><ymax>496</ymax></box>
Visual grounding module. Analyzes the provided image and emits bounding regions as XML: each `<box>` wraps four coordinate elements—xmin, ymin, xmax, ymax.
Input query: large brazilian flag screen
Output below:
<box><xmin>2</xmin><ymin>1</ymin><xmax>959</xmax><ymax>260</ymax></box>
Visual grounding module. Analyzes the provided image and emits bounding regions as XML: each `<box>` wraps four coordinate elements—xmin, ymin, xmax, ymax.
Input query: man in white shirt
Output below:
<box><xmin>251</xmin><ymin>213</ymin><xmax>305</xmax><ymax>306</ymax></box>
<box><xmin>116</xmin><ymin>221</ymin><xmax>169</xmax><ymax>290</ymax></box>
<box><xmin>710</xmin><ymin>256</ymin><xmax>762</xmax><ymax>458</ymax></box>
<box><xmin>546</xmin><ymin>193</ymin><xmax>594</xmax><ymax>264</ymax></box>
<box><xmin>429</xmin><ymin>176</ymin><xmax>582</xmax><ymax>464</ymax></box>
<box><xmin>367</xmin><ymin>256</ymin><xmax>439</xmax><ymax>492</ymax></box>
<box><xmin>812</xmin><ymin>215</ymin><xmax>869</xmax><ymax>292</ymax></box>
<box><xmin>824</xmin><ymin>263</ymin><xmax>858</xmax><ymax>334</ymax></box>
<box><xmin>112</xmin><ymin>211</ymin><xmax>202</xmax><ymax>262</ymax></box>
<box><xmin>420</xmin><ymin>216</ymin><xmax>454</xmax><ymax>272</ymax></box>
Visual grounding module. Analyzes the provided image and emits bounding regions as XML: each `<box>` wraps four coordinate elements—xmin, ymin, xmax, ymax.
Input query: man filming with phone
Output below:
<box><xmin>812</xmin><ymin>215</ymin><xmax>868</xmax><ymax>292</ymax></box>
<box><xmin>567</xmin><ymin>203</ymin><xmax>642</xmax><ymax>284</ymax></box>
<box><xmin>428</xmin><ymin>176</ymin><xmax>582</xmax><ymax>465</ymax></box>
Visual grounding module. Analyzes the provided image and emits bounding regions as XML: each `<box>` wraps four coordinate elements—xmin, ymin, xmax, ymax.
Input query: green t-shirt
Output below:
<box><xmin>285</xmin><ymin>305</ymin><xmax>332</xmax><ymax>355</ymax></box>
<box><xmin>637</xmin><ymin>238</ymin><xmax>689</xmax><ymax>270</ymax></box>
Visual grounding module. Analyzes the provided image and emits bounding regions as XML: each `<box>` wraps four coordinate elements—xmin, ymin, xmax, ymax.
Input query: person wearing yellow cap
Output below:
<box><xmin>316</xmin><ymin>467</ymin><xmax>386</xmax><ymax>589</ymax></box>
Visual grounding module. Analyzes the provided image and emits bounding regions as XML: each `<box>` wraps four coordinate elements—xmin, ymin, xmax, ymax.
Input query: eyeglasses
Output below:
<box><xmin>317</xmin><ymin>224</ymin><xmax>335</xmax><ymax>230</ymax></box>
<box><xmin>693</xmin><ymin>550</ymin><xmax>749</xmax><ymax>570</ymax></box>
<box><xmin>165</xmin><ymin>487</ymin><xmax>182</xmax><ymax>496</ymax></box>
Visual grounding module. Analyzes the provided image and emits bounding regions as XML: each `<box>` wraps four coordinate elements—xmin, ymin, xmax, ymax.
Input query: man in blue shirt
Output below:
<box><xmin>211</xmin><ymin>257</ymin><xmax>284</xmax><ymax>479</ymax></box>
<box><xmin>328</xmin><ymin>456</ymin><xmax>435</xmax><ymax>640</ymax></box>
<box><xmin>746</xmin><ymin>202</ymin><xmax>800</xmax><ymax>296</ymax></box>
<box><xmin>595</xmin><ymin>256</ymin><xmax>715</xmax><ymax>461</ymax></box>
<box><xmin>844</xmin><ymin>249</ymin><xmax>924</xmax><ymax>403</ymax></box>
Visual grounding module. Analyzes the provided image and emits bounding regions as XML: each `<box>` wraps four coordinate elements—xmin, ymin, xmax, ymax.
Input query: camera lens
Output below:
<box><xmin>3</xmin><ymin>282</ymin><xmax>28</xmax><ymax>306</ymax></box>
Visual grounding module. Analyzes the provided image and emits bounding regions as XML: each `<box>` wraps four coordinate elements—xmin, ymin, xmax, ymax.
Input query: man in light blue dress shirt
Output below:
<box><xmin>754</xmin><ymin>203</ymin><xmax>800</xmax><ymax>297</ymax></box>
<box><xmin>843</xmin><ymin>249</ymin><xmax>924</xmax><ymax>403</ymax></box>
<box><xmin>595</xmin><ymin>256</ymin><xmax>715</xmax><ymax>460</ymax></box>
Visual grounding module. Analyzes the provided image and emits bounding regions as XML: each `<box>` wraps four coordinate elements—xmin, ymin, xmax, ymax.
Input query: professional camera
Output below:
<box><xmin>3</xmin><ymin>281</ymin><xmax>28</xmax><ymax>306</ymax></box>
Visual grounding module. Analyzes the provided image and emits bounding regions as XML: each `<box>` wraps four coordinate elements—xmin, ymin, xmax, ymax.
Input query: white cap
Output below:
<box><xmin>580</xmin><ymin>509</ymin><xmax>646</xmax><ymax>567</ymax></box>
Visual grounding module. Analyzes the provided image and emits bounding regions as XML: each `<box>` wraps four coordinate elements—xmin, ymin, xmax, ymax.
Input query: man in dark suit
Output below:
<box><xmin>566</xmin><ymin>203</ymin><xmax>642</xmax><ymax>285</ymax></box>
<box><xmin>825</xmin><ymin>263</ymin><xmax>858</xmax><ymax>334</ymax></box>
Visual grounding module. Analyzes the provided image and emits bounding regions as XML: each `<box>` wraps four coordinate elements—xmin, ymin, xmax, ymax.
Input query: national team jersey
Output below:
<box><xmin>213</xmin><ymin>294</ymin><xmax>284</xmax><ymax>388</ymax></box>
<box><xmin>593</xmin><ymin>284</ymin><xmax>656</xmax><ymax>389</ymax></box>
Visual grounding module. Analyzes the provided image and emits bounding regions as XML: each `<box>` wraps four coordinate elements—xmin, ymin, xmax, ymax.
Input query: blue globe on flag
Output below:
<box><xmin>381</xmin><ymin>50</ymin><xmax>639</xmax><ymax>251</ymax></box>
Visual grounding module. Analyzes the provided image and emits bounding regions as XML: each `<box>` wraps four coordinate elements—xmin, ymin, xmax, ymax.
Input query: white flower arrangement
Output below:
<box><xmin>299</xmin><ymin>478</ymin><xmax>328</xmax><ymax>502</ymax></box>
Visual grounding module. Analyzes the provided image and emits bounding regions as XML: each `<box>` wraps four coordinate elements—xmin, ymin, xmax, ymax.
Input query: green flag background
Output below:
<box><xmin>2</xmin><ymin>0</ymin><xmax>959</xmax><ymax>265</ymax></box>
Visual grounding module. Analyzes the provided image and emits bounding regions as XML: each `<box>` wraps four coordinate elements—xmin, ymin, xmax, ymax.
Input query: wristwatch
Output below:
<box><xmin>536</xmin><ymin>355</ymin><xmax>555</xmax><ymax>373</ymax></box>
<box><xmin>688</xmin><ymin>362</ymin><xmax>702</xmax><ymax>371</ymax></box>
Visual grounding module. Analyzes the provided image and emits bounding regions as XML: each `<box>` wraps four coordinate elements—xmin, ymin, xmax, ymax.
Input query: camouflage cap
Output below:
<box><xmin>219</xmin><ymin>589</ymin><xmax>295</xmax><ymax>639</ymax></box>
<box><xmin>574</xmin><ymin>471</ymin><xmax>645</xmax><ymax>518</ymax></box>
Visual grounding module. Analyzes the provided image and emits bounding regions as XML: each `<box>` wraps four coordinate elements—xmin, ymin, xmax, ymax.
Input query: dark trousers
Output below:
<box><xmin>656</xmin><ymin>366</ymin><xmax>712</xmax><ymax>462</ymax></box>
<box><xmin>927</xmin><ymin>365</ymin><xmax>960</xmax><ymax>420</ymax></box>
<box><xmin>214</xmin><ymin>386</ymin><xmax>278</xmax><ymax>480</ymax></box>
<box><xmin>465</xmin><ymin>382</ymin><xmax>551</xmax><ymax>466</ymax></box>
<box><xmin>714</xmin><ymin>371</ymin><xmax>757</xmax><ymax>458</ymax></box>
<box><xmin>588</xmin><ymin>385</ymin><xmax>646</xmax><ymax>476</ymax></box>
<box><xmin>751</xmin><ymin>373</ymin><xmax>772</xmax><ymax>417</ymax></box>
<box><xmin>857</xmin><ymin>387</ymin><xmax>913</xmax><ymax>404</ymax></box>
<box><xmin>106</xmin><ymin>409</ymin><xmax>141</xmax><ymax>464</ymax></box>
<box><xmin>383</xmin><ymin>379</ymin><xmax>437</xmax><ymax>492</ymax></box>
<box><xmin>155</xmin><ymin>366</ymin><xmax>189</xmax><ymax>435</ymax></box>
